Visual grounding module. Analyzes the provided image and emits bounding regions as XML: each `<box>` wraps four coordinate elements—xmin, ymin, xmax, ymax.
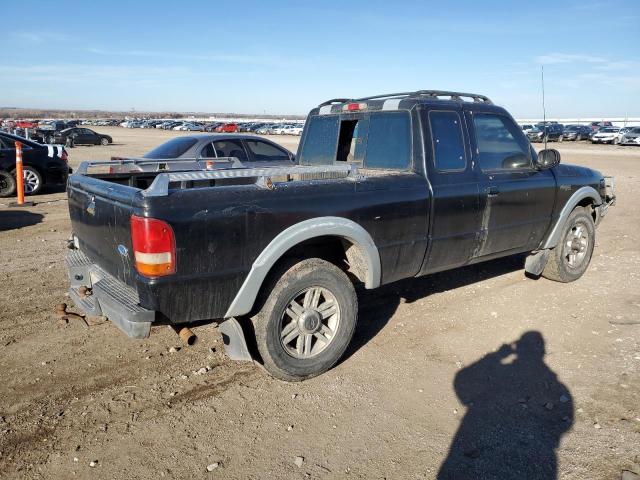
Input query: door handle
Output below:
<box><xmin>487</xmin><ymin>186</ymin><xmax>500</xmax><ymax>197</ymax></box>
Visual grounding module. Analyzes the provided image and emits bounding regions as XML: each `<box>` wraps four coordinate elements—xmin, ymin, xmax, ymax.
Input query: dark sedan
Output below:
<box><xmin>0</xmin><ymin>132</ymin><xmax>69</xmax><ymax>196</ymax></box>
<box><xmin>52</xmin><ymin>127</ymin><xmax>112</xmax><ymax>147</ymax></box>
<box><xmin>527</xmin><ymin>123</ymin><xmax>564</xmax><ymax>142</ymax></box>
<box><xmin>562</xmin><ymin>125</ymin><xmax>592</xmax><ymax>141</ymax></box>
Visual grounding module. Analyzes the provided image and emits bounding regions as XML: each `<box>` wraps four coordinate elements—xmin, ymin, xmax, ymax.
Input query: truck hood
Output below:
<box><xmin>554</xmin><ymin>163</ymin><xmax>603</xmax><ymax>183</ymax></box>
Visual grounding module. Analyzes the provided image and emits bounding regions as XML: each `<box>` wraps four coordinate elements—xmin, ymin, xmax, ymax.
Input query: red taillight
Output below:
<box><xmin>130</xmin><ymin>215</ymin><xmax>176</xmax><ymax>277</ymax></box>
<box><xmin>61</xmin><ymin>150</ymin><xmax>68</xmax><ymax>163</ymax></box>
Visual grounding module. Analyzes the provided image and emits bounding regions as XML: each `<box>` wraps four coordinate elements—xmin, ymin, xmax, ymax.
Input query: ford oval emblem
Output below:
<box><xmin>117</xmin><ymin>244</ymin><xmax>129</xmax><ymax>257</ymax></box>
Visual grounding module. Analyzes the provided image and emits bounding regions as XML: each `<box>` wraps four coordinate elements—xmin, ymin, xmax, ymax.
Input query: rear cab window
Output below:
<box><xmin>427</xmin><ymin>110</ymin><xmax>466</xmax><ymax>171</ymax></box>
<box><xmin>144</xmin><ymin>137</ymin><xmax>198</xmax><ymax>159</ymax></box>
<box><xmin>298</xmin><ymin>111</ymin><xmax>411</xmax><ymax>170</ymax></box>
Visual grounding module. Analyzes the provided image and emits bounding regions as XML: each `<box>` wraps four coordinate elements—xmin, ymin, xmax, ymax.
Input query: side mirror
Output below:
<box><xmin>535</xmin><ymin>148</ymin><xmax>561</xmax><ymax>170</ymax></box>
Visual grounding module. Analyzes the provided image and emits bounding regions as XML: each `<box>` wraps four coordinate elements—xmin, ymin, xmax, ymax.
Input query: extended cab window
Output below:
<box><xmin>428</xmin><ymin>111</ymin><xmax>466</xmax><ymax>171</ymax></box>
<box><xmin>298</xmin><ymin>115</ymin><xmax>339</xmax><ymax>165</ymax></box>
<box><xmin>473</xmin><ymin>113</ymin><xmax>531</xmax><ymax>171</ymax></box>
<box><xmin>364</xmin><ymin>112</ymin><xmax>411</xmax><ymax>170</ymax></box>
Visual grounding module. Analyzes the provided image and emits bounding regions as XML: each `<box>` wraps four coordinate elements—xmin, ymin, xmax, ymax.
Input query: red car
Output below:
<box><xmin>215</xmin><ymin>123</ymin><xmax>238</xmax><ymax>133</ymax></box>
<box><xmin>16</xmin><ymin>120</ymin><xmax>38</xmax><ymax>129</ymax></box>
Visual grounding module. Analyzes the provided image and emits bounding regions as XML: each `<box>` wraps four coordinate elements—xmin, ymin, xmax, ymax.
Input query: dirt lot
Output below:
<box><xmin>0</xmin><ymin>128</ymin><xmax>638</xmax><ymax>479</ymax></box>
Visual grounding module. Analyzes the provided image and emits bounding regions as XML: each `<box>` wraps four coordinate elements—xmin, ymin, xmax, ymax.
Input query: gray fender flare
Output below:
<box><xmin>541</xmin><ymin>186</ymin><xmax>602</xmax><ymax>249</ymax></box>
<box><xmin>224</xmin><ymin>216</ymin><xmax>381</xmax><ymax>318</ymax></box>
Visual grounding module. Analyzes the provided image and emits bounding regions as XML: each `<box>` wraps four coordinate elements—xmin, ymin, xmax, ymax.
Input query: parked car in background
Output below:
<box><xmin>615</xmin><ymin>127</ymin><xmax>633</xmax><ymax>143</ymax></box>
<box><xmin>109</xmin><ymin>134</ymin><xmax>294</xmax><ymax>173</ymax></box>
<box><xmin>0</xmin><ymin>132</ymin><xmax>69</xmax><ymax>196</ymax></box>
<box><xmin>215</xmin><ymin>123</ymin><xmax>238</xmax><ymax>133</ymax></box>
<box><xmin>590</xmin><ymin>121</ymin><xmax>612</xmax><ymax>131</ymax></box>
<box><xmin>591</xmin><ymin>127</ymin><xmax>621</xmax><ymax>144</ymax></box>
<box><xmin>520</xmin><ymin>124</ymin><xmax>534</xmax><ymax>133</ymax></box>
<box><xmin>52</xmin><ymin>128</ymin><xmax>112</xmax><ymax>147</ymax></box>
<box><xmin>562</xmin><ymin>125</ymin><xmax>592</xmax><ymax>141</ymax></box>
<box><xmin>619</xmin><ymin>127</ymin><xmax>640</xmax><ymax>145</ymax></box>
<box><xmin>527</xmin><ymin>123</ymin><xmax>564</xmax><ymax>142</ymax></box>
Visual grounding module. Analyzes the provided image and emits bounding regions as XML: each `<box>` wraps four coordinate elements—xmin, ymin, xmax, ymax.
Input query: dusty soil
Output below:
<box><xmin>0</xmin><ymin>129</ymin><xmax>638</xmax><ymax>479</ymax></box>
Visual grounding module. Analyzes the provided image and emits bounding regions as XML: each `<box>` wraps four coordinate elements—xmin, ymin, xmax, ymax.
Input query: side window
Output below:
<box><xmin>245</xmin><ymin>140</ymin><xmax>291</xmax><ymax>162</ymax></box>
<box><xmin>201</xmin><ymin>143</ymin><xmax>216</xmax><ymax>158</ymax></box>
<box><xmin>428</xmin><ymin>111</ymin><xmax>466</xmax><ymax>171</ymax></box>
<box><xmin>364</xmin><ymin>112</ymin><xmax>411</xmax><ymax>170</ymax></box>
<box><xmin>472</xmin><ymin>113</ymin><xmax>531</xmax><ymax>171</ymax></box>
<box><xmin>0</xmin><ymin>137</ymin><xmax>8</xmax><ymax>149</ymax></box>
<box><xmin>212</xmin><ymin>139</ymin><xmax>248</xmax><ymax>162</ymax></box>
<box><xmin>298</xmin><ymin>115</ymin><xmax>339</xmax><ymax>165</ymax></box>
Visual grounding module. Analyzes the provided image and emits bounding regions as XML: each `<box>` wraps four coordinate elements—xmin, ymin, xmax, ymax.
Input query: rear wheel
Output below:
<box><xmin>22</xmin><ymin>166</ymin><xmax>43</xmax><ymax>195</ymax></box>
<box><xmin>557</xmin><ymin>135</ymin><xmax>563</xmax><ymax>142</ymax></box>
<box><xmin>0</xmin><ymin>170</ymin><xmax>16</xmax><ymax>197</ymax></box>
<box><xmin>542</xmin><ymin>207</ymin><xmax>595</xmax><ymax>282</ymax></box>
<box><xmin>251</xmin><ymin>258</ymin><xmax>357</xmax><ymax>381</ymax></box>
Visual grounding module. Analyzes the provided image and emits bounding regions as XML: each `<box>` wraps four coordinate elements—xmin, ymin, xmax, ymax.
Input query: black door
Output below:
<box><xmin>466</xmin><ymin>110</ymin><xmax>556</xmax><ymax>259</ymax></box>
<box><xmin>419</xmin><ymin>107</ymin><xmax>481</xmax><ymax>274</ymax></box>
<box><xmin>0</xmin><ymin>136</ymin><xmax>16</xmax><ymax>170</ymax></box>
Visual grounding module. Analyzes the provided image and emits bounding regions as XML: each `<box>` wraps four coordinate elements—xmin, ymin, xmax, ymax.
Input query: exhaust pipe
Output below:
<box><xmin>171</xmin><ymin>325</ymin><xmax>196</xmax><ymax>346</ymax></box>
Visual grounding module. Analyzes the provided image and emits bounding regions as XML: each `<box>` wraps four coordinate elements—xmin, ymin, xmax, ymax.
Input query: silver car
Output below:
<box><xmin>619</xmin><ymin>127</ymin><xmax>640</xmax><ymax>145</ymax></box>
<box><xmin>111</xmin><ymin>134</ymin><xmax>295</xmax><ymax>173</ymax></box>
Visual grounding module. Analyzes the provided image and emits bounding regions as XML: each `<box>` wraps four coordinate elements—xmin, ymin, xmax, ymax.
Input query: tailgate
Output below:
<box><xmin>67</xmin><ymin>174</ymin><xmax>141</xmax><ymax>287</ymax></box>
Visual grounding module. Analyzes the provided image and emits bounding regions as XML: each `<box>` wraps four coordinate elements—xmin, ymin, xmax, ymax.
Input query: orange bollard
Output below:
<box><xmin>15</xmin><ymin>141</ymin><xmax>25</xmax><ymax>205</ymax></box>
<box><xmin>9</xmin><ymin>141</ymin><xmax>33</xmax><ymax>207</ymax></box>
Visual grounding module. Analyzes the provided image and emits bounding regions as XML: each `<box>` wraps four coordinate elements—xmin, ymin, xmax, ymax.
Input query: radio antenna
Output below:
<box><xmin>541</xmin><ymin>65</ymin><xmax>547</xmax><ymax>149</ymax></box>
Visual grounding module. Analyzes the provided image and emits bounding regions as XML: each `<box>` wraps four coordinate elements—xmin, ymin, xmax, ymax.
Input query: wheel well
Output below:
<box><xmin>270</xmin><ymin>235</ymin><xmax>369</xmax><ymax>286</ymax></box>
<box><xmin>576</xmin><ymin>197</ymin><xmax>597</xmax><ymax>223</ymax></box>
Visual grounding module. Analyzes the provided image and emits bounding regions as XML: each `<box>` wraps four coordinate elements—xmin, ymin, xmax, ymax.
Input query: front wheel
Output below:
<box><xmin>542</xmin><ymin>207</ymin><xmax>595</xmax><ymax>282</ymax></box>
<box><xmin>557</xmin><ymin>135</ymin><xmax>563</xmax><ymax>142</ymax></box>
<box><xmin>100</xmin><ymin>137</ymin><xmax>109</xmax><ymax>146</ymax></box>
<box><xmin>251</xmin><ymin>258</ymin><xmax>358</xmax><ymax>381</ymax></box>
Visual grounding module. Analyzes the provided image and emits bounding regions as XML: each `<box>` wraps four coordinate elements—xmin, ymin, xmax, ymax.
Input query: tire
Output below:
<box><xmin>251</xmin><ymin>258</ymin><xmax>358</xmax><ymax>381</ymax></box>
<box><xmin>21</xmin><ymin>166</ymin><xmax>44</xmax><ymax>195</ymax></box>
<box><xmin>542</xmin><ymin>207</ymin><xmax>595</xmax><ymax>282</ymax></box>
<box><xmin>0</xmin><ymin>170</ymin><xmax>16</xmax><ymax>197</ymax></box>
<box><xmin>613</xmin><ymin>137</ymin><xmax>619</xmax><ymax>145</ymax></box>
<box><xmin>65</xmin><ymin>137</ymin><xmax>75</xmax><ymax>148</ymax></box>
<box><xmin>46</xmin><ymin>135</ymin><xmax>53</xmax><ymax>144</ymax></box>
<box><xmin>557</xmin><ymin>135</ymin><xmax>563</xmax><ymax>143</ymax></box>
<box><xmin>100</xmin><ymin>137</ymin><xmax>109</xmax><ymax>146</ymax></box>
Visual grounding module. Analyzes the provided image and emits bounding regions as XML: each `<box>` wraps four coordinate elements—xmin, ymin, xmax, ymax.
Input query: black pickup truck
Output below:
<box><xmin>65</xmin><ymin>90</ymin><xmax>615</xmax><ymax>381</ymax></box>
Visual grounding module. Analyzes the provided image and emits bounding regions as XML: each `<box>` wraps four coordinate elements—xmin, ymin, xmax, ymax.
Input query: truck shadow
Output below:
<box><xmin>437</xmin><ymin>331</ymin><xmax>573</xmax><ymax>479</ymax></box>
<box><xmin>0</xmin><ymin>210</ymin><xmax>44</xmax><ymax>232</ymax></box>
<box><xmin>343</xmin><ymin>254</ymin><xmax>526</xmax><ymax>362</ymax></box>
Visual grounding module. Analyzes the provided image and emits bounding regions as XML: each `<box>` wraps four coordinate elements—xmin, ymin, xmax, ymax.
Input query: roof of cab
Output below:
<box><xmin>311</xmin><ymin>89</ymin><xmax>501</xmax><ymax>116</ymax></box>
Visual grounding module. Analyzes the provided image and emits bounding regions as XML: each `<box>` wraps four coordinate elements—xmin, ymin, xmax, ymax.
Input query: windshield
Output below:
<box><xmin>565</xmin><ymin>126</ymin><xmax>579</xmax><ymax>131</ymax></box>
<box><xmin>144</xmin><ymin>137</ymin><xmax>198</xmax><ymax>159</ymax></box>
<box><xmin>630</xmin><ymin>127</ymin><xmax>640</xmax><ymax>133</ymax></box>
<box><xmin>600</xmin><ymin>128</ymin><xmax>617</xmax><ymax>133</ymax></box>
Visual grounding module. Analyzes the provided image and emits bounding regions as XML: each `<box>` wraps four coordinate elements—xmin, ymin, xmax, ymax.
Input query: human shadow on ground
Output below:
<box><xmin>437</xmin><ymin>331</ymin><xmax>573</xmax><ymax>479</ymax></box>
<box><xmin>0</xmin><ymin>209</ymin><xmax>43</xmax><ymax>231</ymax></box>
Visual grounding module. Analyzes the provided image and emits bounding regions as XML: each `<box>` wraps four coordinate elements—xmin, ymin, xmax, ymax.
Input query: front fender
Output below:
<box><xmin>542</xmin><ymin>186</ymin><xmax>602</xmax><ymax>249</ymax></box>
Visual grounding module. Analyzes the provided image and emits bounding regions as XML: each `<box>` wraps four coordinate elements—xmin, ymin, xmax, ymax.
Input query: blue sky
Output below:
<box><xmin>1</xmin><ymin>0</ymin><xmax>639</xmax><ymax>117</ymax></box>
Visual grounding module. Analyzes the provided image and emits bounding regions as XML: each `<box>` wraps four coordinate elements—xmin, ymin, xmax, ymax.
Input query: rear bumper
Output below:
<box><xmin>66</xmin><ymin>249</ymin><xmax>155</xmax><ymax>338</ymax></box>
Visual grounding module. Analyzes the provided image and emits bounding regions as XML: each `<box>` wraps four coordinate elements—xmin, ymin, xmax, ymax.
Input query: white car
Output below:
<box><xmin>520</xmin><ymin>124</ymin><xmax>535</xmax><ymax>134</ymax></box>
<box><xmin>289</xmin><ymin>125</ymin><xmax>304</xmax><ymax>135</ymax></box>
<box><xmin>591</xmin><ymin>127</ymin><xmax>621</xmax><ymax>144</ymax></box>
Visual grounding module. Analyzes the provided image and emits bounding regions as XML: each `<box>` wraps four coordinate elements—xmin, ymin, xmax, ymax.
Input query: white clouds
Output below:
<box><xmin>10</xmin><ymin>32</ymin><xmax>69</xmax><ymax>44</ymax></box>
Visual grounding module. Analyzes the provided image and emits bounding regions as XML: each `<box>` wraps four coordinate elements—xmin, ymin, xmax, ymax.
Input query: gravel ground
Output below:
<box><xmin>0</xmin><ymin>128</ymin><xmax>638</xmax><ymax>479</ymax></box>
